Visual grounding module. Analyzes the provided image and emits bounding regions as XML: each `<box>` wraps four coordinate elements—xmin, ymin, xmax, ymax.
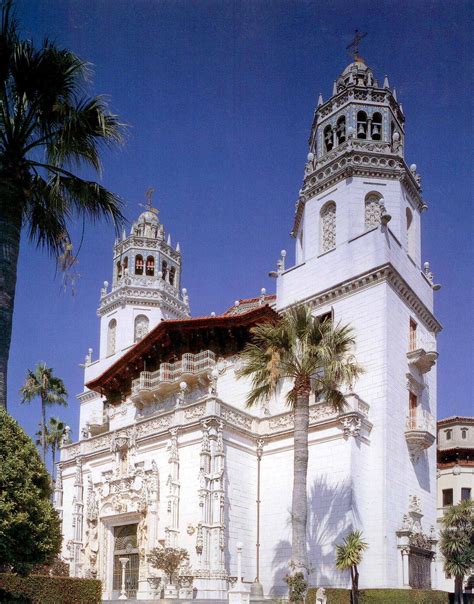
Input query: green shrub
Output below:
<box><xmin>306</xmin><ymin>588</ymin><xmax>449</xmax><ymax>604</ymax></box>
<box><xmin>0</xmin><ymin>574</ymin><xmax>101</xmax><ymax>604</ymax></box>
<box><xmin>360</xmin><ymin>589</ymin><xmax>449</xmax><ymax>603</ymax></box>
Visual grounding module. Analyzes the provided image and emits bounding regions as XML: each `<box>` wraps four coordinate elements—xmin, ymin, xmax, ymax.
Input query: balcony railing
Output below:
<box><xmin>131</xmin><ymin>350</ymin><xmax>216</xmax><ymax>402</ymax></box>
<box><xmin>406</xmin><ymin>410</ymin><xmax>435</xmax><ymax>433</ymax></box>
<box><xmin>407</xmin><ymin>336</ymin><xmax>438</xmax><ymax>374</ymax></box>
<box><xmin>405</xmin><ymin>410</ymin><xmax>436</xmax><ymax>461</ymax></box>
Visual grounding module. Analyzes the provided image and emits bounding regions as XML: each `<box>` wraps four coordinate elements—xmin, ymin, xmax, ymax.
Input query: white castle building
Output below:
<box><xmin>57</xmin><ymin>55</ymin><xmax>442</xmax><ymax>600</ymax></box>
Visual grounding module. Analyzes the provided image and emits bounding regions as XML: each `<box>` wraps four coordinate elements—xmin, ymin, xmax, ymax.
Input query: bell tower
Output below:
<box><xmin>97</xmin><ymin>191</ymin><xmax>190</xmax><ymax>363</ymax></box>
<box><xmin>276</xmin><ymin>48</ymin><xmax>441</xmax><ymax>588</ymax></box>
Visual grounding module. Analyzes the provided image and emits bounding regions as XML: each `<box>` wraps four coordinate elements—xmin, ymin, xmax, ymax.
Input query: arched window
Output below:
<box><xmin>134</xmin><ymin>315</ymin><xmax>149</xmax><ymax>342</ymax></box>
<box><xmin>371</xmin><ymin>112</ymin><xmax>382</xmax><ymax>140</ymax></box>
<box><xmin>146</xmin><ymin>256</ymin><xmax>154</xmax><ymax>276</ymax></box>
<box><xmin>324</xmin><ymin>125</ymin><xmax>334</xmax><ymax>152</ymax></box>
<box><xmin>107</xmin><ymin>319</ymin><xmax>117</xmax><ymax>356</ymax></box>
<box><xmin>116</xmin><ymin>261</ymin><xmax>122</xmax><ymax>280</ymax></box>
<box><xmin>461</xmin><ymin>428</ymin><xmax>468</xmax><ymax>440</ymax></box>
<box><xmin>406</xmin><ymin>207</ymin><xmax>415</xmax><ymax>257</ymax></box>
<box><xmin>365</xmin><ymin>193</ymin><xmax>382</xmax><ymax>229</ymax></box>
<box><xmin>357</xmin><ymin>111</ymin><xmax>367</xmax><ymax>139</ymax></box>
<box><xmin>162</xmin><ymin>260</ymin><xmax>168</xmax><ymax>281</ymax></box>
<box><xmin>336</xmin><ymin>116</ymin><xmax>346</xmax><ymax>145</ymax></box>
<box><xmin>320</xmin><ymin>202</ymin><xmax>336</xmax><ymax>253</ymax></box>
<box><xmin>123</xmin><ymin>257</ymin><xmax>128</xmax><ymax>275</ymax></box>
<box><xmin>169</xmin><ymin>266</ymin><xmax>176</xmax><ymax>287</ymax></box>
<box><xmin>135</xmin><ymin>255</ymin><xmax>144</xmax><ymax>275</ymax></box>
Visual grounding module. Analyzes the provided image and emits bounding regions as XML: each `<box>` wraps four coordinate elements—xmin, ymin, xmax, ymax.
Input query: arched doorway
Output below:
<box><xmin>112</xmin><ymin>524</ymin><xmax>139</xmax><ymax>598</ymax></box>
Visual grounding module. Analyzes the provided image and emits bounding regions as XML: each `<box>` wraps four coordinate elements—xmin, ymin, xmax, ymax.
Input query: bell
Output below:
<box><xmin>372</xmin><ymin>125</ymin><xmax>380</xmax><ymax>135</ymax></box>
<box><xmin>358</xmin><ymin>123</ymin><xmax>365</xmax><ymax>134</ymax></box>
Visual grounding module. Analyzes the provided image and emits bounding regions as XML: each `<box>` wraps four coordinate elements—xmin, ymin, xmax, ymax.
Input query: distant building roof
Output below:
<box><xmin>437</xmin><ymin>416</ymin><xmax>474</xmax><ymax>427</ymax></box>
<box><xmin>224</xmin><ymin>294</ymin><xmax>276</xmax><ymax>316</ymax></box>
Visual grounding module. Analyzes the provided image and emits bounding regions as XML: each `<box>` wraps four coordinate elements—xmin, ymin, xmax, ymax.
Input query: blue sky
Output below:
<box><xmin>9</xmin><ymin>0</ymin><xmax>473</xmax><ymax>442</ymax></box>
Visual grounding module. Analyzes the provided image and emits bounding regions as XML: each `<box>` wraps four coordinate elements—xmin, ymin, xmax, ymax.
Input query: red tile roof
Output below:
<box><xmin>86</xmin><ymin>304</ymin><xmax>279</xmax><ymax>395</ymax></box>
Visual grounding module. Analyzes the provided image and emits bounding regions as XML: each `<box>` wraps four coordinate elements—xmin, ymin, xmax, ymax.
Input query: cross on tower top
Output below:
<box><xmin>346</xmin><ymin>29</ymin><xmax>367</xmax><ymax>61</ymax></box>
<box><xmin>139</xmin><ymin>186</ymin><xmax>159</xmax><ymax>215</ymax></box>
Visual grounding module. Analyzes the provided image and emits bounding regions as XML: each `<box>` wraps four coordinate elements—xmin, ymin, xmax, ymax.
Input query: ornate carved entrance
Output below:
<box><xmin>112</xmin><ymin>524</ymin><xmax>139</xmax><ymax>598</ymax></box>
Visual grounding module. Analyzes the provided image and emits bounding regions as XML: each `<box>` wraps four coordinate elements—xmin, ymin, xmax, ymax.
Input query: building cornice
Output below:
<box><xmin>98</xmin><ymin>285</ymin><xmax>189</xmax><ymax>318</ymax></box>
<box><xmin>59</xmin><ymin>394</ymin><xmax>371</xmax><ymax>465</ymax></box>
<box><xmin>280</xmin><ymin>263</ymin><xmax>442</xmax><ymax>333</ymax></box>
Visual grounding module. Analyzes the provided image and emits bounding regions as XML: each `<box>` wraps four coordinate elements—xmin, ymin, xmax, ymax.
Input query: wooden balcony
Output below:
<box><xmin>131</xmin><ymin>350</ymin><xmax>216</xmax><ymax>405</ymax></box>
<box><xmin>405</xmin><ymin>410</ymin><xmax>436</xmax><ymax>461</ymax></box>
<box><xmin>407</xmin><ymin>336</ymin><xmax>438</xmax><ymax>374</ymax></box>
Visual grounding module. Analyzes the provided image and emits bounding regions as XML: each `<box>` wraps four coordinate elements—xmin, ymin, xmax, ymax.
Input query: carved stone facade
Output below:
<box><xmin>60</xmin><ymin>53</ymin><xmax>439</xmax><ymax>600</ymax></box>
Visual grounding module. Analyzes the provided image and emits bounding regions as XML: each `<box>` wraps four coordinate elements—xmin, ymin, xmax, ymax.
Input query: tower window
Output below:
<box><xmin>409</xmin><ymin>319</ymin><xmax>417</xmax><ymax>351</ymax></box>
<box><xmin>365</xmin><ymin>193</ymin><xmax>383</xmax><ymax>229</ymax></box>
<box><xmin>371</xmin><ymin>112</ymin><xmax>382</xmax><ymax>140</ymax></box>
<box><xmin>442</xmin><ymin>489</ymin><xmax>453</xmax><ymax>507</ymax></box>
<box><xmin>409</xmin><ymin>391</ymin><xmax>418</xmax><ymax>419</ymax></box>
<box><xmin>134</xmin><ymin>314</ymin><xmax>149</xmax><ymax>342</ymax></box>
<box><xmin>116</xmin><ymin>261</ymin><xmax>122</xmax><ymax>280</ymax></box>
<box><xmin>336</xmin><ymin>116</ymin><xmax>346</xmax><ymax>145</ymax></box>
<box><xmin>162</xmin><ymin>260</ymin><xmax>168</xmax><ymax>281</ymax></box>
<box><xmin>146</xmin><ymin>256</ymin><xmax>155</xmax><ymax>276</ymax></box>
<box><xmin>123</xmin><ymin>256</ymin><xmax>128</xmax><ymax>275</ymax></box>
<box><xmin>406</xmin><ymin>207</ymin><xmax>415</xmax><ymax>257</ymax></box>
<box><xmin>320</xmin><ymin>201</ymin><xmax>336</xmax><ymax>253</ymax></box>
<box><xmin>169</xmin><ymin>266</ymin><xmax>176</xmax><ymax>287</ymax></box>
<box><xmin>107</xmin><ymin>319</ymin><xmax>117</xmax><ymax>357</ymax></box>
<box><xmin>324</xmin><ymin>125</ymin><xmax>334</xmax><ymax>152</ymax></box>
<box><xmin>135</xmin><ymin>255</ymin><xmax>144</xmax><ymax>275</ymax></box>
<box><xmin>357</xmin><ymin>111</ymin><xmax>367</xmax><ymax>139</ymax></box>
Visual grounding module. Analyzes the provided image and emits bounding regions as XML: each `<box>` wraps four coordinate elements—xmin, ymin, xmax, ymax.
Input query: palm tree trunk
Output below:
<box><xmin>0</xmin><ymin>196</ymin><xmax>22</xmax><ymax>410</ymax></box>
<box><xmin>51</xmin><ymin>443</ymin><xmax>57</xmax><ymax>483</ymax></box>
<box><xmin>352</xmin><ymin>565</ymin><xmax>359</xmax><ymax>604</ymax></box>
<box><xmin>454</xmin><ymin>575</ymin><xmax>463</xmax><ymax>604</ymax></box>
<box><xmin>291</xmin><ymin>379</ymin><xmax>310</xmax><ymax>575</ymax></box>
<box><xmin>41</xmin><ymin>396</ymin><xmax>46</xmax><ymax>463</ymax></box>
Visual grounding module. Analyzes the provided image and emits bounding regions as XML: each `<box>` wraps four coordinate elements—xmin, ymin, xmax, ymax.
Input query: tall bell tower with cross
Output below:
<box><xmin>275</xmin><ymin>37</ymin><xmax>441</xmax><ymax>588</ymax></box>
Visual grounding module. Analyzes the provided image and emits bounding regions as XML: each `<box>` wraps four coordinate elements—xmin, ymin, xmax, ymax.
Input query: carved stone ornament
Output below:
<box><xmin>339</xmin><ymin>414</ymin><xmax>362</xmax><ymax>439</ymax></box>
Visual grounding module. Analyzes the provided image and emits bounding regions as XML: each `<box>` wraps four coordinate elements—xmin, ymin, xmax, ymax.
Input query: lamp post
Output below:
<box><xmin>251</xmin><ymin>440</ymin><xmax>264</xmax><ymax>601</ymax></box>
<box><xmin>118</xmin><ymin>557</ymin><xmax>129</xmax><ymax>600</ymax></box>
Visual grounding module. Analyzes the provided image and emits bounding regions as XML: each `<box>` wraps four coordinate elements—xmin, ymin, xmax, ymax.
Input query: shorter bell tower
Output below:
<box><xmin>97</xmin><ymin>193</ymin><xmax>190</xmax><ymax>363</ymax></box>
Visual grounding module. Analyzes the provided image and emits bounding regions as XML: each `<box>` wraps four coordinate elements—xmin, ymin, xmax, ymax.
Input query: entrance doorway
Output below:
<box><xmin>112</xmin><ymin>524</ymin><xmax>139</xmax><ymax>598</ymax></box>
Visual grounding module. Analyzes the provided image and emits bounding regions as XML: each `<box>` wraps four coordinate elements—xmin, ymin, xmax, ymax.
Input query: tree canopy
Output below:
<box><xmin>0</xmin><ymin>406</ymin><xmax>61</xmax><ymax>575</ymax></box>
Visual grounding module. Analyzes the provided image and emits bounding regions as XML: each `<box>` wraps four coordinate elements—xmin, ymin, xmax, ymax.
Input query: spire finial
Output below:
<box><xmin>139</xmin><ymin>186</ymin><xmax>159</xmax><ymax>216</ymax></box>
<box><xmin>346</xmin><ymin>29</ymin><xmax>367</xmax><ymax>61</ymax></box>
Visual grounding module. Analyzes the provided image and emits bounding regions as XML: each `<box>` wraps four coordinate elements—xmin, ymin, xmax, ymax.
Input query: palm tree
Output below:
<box><xmin>237</xmin><ymin>304</ymin><xmax>363</xmax><ymax>577</ymax></box>
<box><xmin>335</xmin><ymin>530</ymin><xmax>368</xmax><ymax>604</ymax></box>
<box><xmin>46</xmin><ymin>416</ymin><xmax>66</xmax><ymax>482</ymax></box>
<box><xmin>0</xmin><ymin>1</ymin><xmax>125</xmax><ymax>409</ymax></box>
<box><xmin>440</xmin><ymin>499</ymin><xmax>474</xmax><ymax>604</ymax></box>
<box><xmin>20</xmin><ymin>363</ymin><xmax>67</xmax><ymax>463</ymax></box>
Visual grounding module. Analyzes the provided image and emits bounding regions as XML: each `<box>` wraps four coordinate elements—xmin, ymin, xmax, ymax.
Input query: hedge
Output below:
<box><xmin>306</xmin><ymin>588</ymin><xmax>450</xmax><ymax>604</ymax></box>
<box><xmin>0</xmin><ymin>574</ymin><xmax>101</xmax><ymax>604</ymax></box>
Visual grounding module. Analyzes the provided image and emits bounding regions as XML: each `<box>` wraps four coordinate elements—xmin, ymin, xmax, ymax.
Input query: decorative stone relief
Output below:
<box><xmin>220</xmin><ymin>406</ymin><xmax>252</xmax><ymax>430</ymax></box>
<box><xmin>321</xmin><ymin>202</ymin><xmax>336</xmax><ymax>252</ymax></box>
<box><xmin>365</xmin><ymin>195</ymin><xmax>382</xmax><ymax>228</ymax></box>
<box><xmin>339</xmin><ymin>414</ymin><xmax>362</xmax><ymax>439</ymax></box>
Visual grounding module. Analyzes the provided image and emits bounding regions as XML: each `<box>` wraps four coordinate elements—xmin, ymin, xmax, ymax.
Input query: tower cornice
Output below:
<box><xmin>292</xmin><ymin>145</ymin><xmax>424</xmax><ymax>236</ymax></box>
<box><xmin>98</xmin><ymin>284</ymin><xmax>189</xmax><ymax>319</ymax></box>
